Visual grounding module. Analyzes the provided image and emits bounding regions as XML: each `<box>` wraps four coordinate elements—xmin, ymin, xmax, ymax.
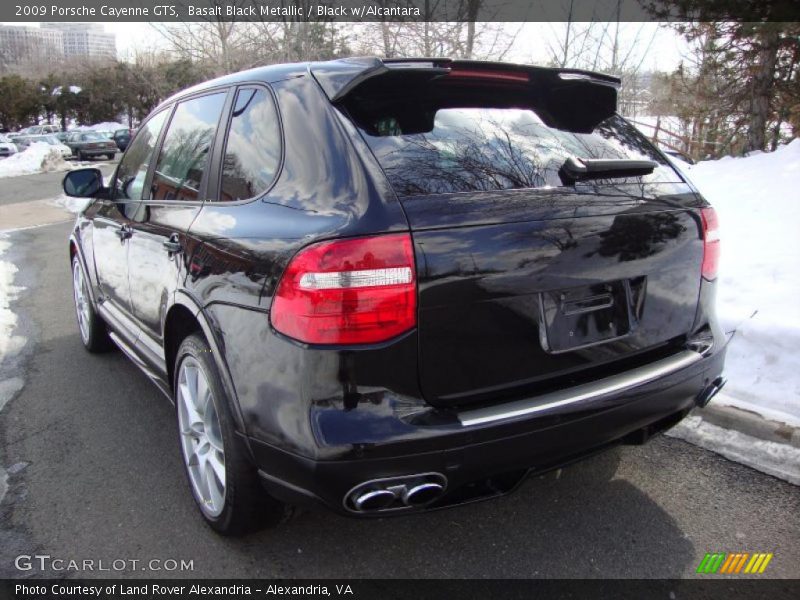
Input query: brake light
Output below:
<box><xmin>701</xmin><ymin>207</ymin><xmax>720</xmax><ymax>280</ymax></box>
<box><xmin>271</xmin><ymin>233</ymin><xmax>417</xmax><ymax>345</ymax></box>
<box><xmin>448</xmin><ymin>68</ymin><xmax>529</xmax><ymax>83</ymax></box>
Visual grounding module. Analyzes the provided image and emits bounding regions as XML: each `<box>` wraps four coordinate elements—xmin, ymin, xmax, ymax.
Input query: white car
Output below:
<box><xmin>19</xmin><ymin>124</ymin><xmax>61</xmax><ymax>135</ymax></box>
<box><xmin>31</xmin><ymin>135</ymin><xmax>73</xmax><ymax>158</ymax></box>
<box><xmin>0</xmin><ymin>133</ymin><xmax>18</xmax><ymax>158</ymax></box>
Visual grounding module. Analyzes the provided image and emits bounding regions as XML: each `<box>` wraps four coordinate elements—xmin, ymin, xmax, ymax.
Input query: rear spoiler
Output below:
<box><xmin>309</xmin><ymin>57</ymin><xmax>621</xmax><ymax>133</ymax></box>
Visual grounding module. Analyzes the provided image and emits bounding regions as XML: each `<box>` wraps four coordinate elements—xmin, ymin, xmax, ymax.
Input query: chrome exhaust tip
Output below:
<box><xmin>696</xmin><ymin>376</ymin><xmax>726</xmax><ymax>408</ymax></box>
<box><xmin>401</xmin><ymin>482</ymin><xmax>444</xmax><ymax>506</ymax></box>
<box><xmin>352</xmin><ymin>489</ymin><xmax>397</xmax><ymax>511</ymax></box>
<box><xmin>345</xmin><ymin>473</ymin><xmax>447</xmax><ymax>513</ymax></box>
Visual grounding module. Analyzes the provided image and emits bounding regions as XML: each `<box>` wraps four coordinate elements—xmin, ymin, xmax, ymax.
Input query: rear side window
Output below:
<box><xmin>114</xmin><ymin>110</ymin><xmax>168</xmax><ymax>201</ymax></box>
<box><xmin>219</xmin><ymin>87</ymin><xmax>281</xmax><ymax>201</ymax></box>
<box><xmin>349</xmin><ymin>95</ymin><xmax>680</xmax><ymax>197</ymax></box>
<box><xmin>151</xmin><ymin>92</ymin><xmax>226</xmax><ymax>201</ymax></box>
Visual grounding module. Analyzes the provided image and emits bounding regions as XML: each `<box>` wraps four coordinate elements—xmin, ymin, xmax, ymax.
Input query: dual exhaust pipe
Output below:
<box><xmin>346</xmin><ymin>473</ymin><xmax>447</xmax><ymax>513</ymax></box>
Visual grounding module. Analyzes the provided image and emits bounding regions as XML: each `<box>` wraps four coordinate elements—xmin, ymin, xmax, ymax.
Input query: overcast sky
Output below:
<box><xmin>3</xmin><ymin>21</ymin><xmax>689</xmax><ymax>73</ymax></box>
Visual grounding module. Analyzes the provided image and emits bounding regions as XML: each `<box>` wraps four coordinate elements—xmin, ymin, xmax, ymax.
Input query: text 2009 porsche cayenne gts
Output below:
<box><xmin>64</xmin><ymin>58</ymin><xmax>726</xmax><ymax>535</ymax></box>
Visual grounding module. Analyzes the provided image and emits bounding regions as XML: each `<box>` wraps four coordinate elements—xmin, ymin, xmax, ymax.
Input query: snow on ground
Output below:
<box><xmin>667</xmin><ymin>416</ymin><xmax>800</xmax><ymax>486</ymax></box>
<box><xmin>0</xmin><ymin>142</ymin><xmax>69</xmax><ymax>179</ymax></box>
<box><xmin>0</xmin><ymin>234</ymin><xmax>26</xmax><ymax>505</ymax></box>
<box><xmin>0</xmin><ymin>236</ymin><xmax>25</xmax><ymax>373</ymax></box>
<box><xmin>51</xmin><ymin>193</ymin><xmax>91</xmax><ymax>215</ymax></box>
<box><xmin>675</xmin><ymin>140</ymin><xmax>800</xmax><ymax>425</ymax></box>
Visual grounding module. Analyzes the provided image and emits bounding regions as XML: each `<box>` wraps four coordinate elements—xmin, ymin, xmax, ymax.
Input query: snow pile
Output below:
<box><xmin>678</xmin><ymin>140</ymin><xmax>800</xmax><ymax>424</ymax></box>
<box><xmin>667</xmin><ymin>416</ymin><xmax>800</xmax><ymax>486</ymax></box>
<box><xmin>87</xmin><ymin>121</ymin><xmax>126</xmax><ymax>132</ymax></box>
<box><xmin>0</xmin><ymin>142</ymin><xmax>68</xmax><ymax>179</ymax></box>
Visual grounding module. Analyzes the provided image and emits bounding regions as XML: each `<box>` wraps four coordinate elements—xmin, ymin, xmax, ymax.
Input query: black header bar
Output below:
<box><xmin>2</xmin><ymin>0</ymin><xmax>798</xmax><ymax>23</ymax></box>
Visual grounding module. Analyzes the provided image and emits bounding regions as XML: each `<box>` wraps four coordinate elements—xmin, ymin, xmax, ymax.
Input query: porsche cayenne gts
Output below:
<box><xmin>63</xmin><ymin>58</ymin><xmax>726</xmax><ymax>535</ymax></box>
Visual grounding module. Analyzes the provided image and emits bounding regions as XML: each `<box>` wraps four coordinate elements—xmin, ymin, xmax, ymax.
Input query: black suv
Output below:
<box><xmin>64</xmin><ymin>58</ymin><xmax>726</xmax><ymax>535</ymax></box>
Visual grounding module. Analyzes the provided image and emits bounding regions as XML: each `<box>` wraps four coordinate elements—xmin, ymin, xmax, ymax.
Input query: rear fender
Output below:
<box><xmin>169</xmin><ymin>291</ymin><xmax>253</xmax><ymax>448</ymax></box>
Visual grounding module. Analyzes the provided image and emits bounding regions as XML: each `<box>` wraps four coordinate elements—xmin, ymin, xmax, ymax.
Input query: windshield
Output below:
<box><xmin>351</xmin><ymin>105</ymin><xmax>680</xmax><ymax>197</ymax></box>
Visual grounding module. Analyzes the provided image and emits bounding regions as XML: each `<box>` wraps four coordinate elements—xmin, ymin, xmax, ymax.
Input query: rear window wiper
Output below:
<box><xmin>559</xmin><ymin>157</ymin><xmax>658</xmax><ymax>185</ymax></box>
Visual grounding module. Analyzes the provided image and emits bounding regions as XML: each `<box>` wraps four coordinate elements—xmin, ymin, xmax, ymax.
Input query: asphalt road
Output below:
<box><xmin>0</xmin><ymin>159</ymin><xmax>118</xmax><ymax>207</ymax></box>
<box><xmin>0</xmin><ymin>219</ymin><xmax>798</xmax><ymax>579</ymax></box>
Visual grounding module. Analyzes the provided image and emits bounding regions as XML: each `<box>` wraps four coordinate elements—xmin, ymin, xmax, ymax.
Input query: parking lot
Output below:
<box><xmin>0</xmin><ymin>170</ymin><xmax>798</xmax><ymax>579</ymax></box>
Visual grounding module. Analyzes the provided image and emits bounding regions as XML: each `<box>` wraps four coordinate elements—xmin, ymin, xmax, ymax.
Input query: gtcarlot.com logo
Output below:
<box><xmin>697</xmin><ymin>552</ymin><xmax>773</xmax><ymax>574</ymax></box>
<box><xmin>14</xmin><ymin>554</ymin><xmax>194</xmax><ymax>572</ymax></box>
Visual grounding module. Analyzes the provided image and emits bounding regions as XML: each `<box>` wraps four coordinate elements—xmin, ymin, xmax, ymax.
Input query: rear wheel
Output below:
<box><xmin>71</xmin><ymin>256</ymin><xmax>113</xmax><ymax>352</ymax></box>
<box><xmin>174</xmin><ymin>334</ymin><xmax>289</xmax><ymax>535</ymax></box>
<box><xmin>106</xmin><ymin>153</ymin><xmax>115</xmax><ymax>160</ymax></box>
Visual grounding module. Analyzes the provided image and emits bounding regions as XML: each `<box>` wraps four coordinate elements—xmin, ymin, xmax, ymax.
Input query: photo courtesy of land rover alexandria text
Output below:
<box><xmin>63</xmin><ymin>57</ymin><xmax>726</xmax><ymax>535</ymax></box>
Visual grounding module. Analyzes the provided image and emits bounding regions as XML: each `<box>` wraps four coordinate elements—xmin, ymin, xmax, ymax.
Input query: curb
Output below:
<box><xmin>690</xmin><ymin>402</ymin><xmax>800</xmax><ymax>449</ymax></box>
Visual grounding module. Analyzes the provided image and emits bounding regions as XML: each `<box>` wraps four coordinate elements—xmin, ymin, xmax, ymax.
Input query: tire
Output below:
<box><xmin>77</xmin><ymin>150</ymin><xmax>85</xmax><ymax>161</ymax></box>
<box><xmin>174</xmin><ymin>333</ymin><xmax>290</xmax><ymax>535</ymax></box>
<box><xmin>71</xmin><ymin>255</ymin><xmax>114</xmax><ymax>353</ymax></box>
<box><xmin>106</xmin><ymin>153</ymin><xmax>115</xmax><ymax>160</ymax></box>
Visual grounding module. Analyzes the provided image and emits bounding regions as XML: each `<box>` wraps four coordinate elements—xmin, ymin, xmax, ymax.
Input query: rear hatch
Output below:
<box><xmin>330</xmin><ymin>60</ymin><xmax>705</xmax><ymax>408</ymax></box>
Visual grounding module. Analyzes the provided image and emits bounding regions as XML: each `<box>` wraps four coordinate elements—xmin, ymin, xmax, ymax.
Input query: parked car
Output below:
<box><xmin>63</xmin><ymin>58</ymin><xmax>726</xmax><ymax>535</ymax></box>
<box><xmin>112</xmin><ymin>128</ymin><xmax>133</xmax><ymax>151</ymax></box>
<box><xmin>0</xmin><ymin>133</ymin><xmax>18</xmax><ymax>158</ymax></box>
<box><xmin>19</xmin><ymin>124</ymin><xmax>61</xmax><ymax>135</ymax></box>
<box><xmin>28</xmin><ymin>134</ymin><xmax>73</xmax><ymax>158</ymax></box>
<box><xmin>9</xmin><ymin>134</ymin><xmax>35</xmax><ymax>151</ymax></box>
<box><xmin>64</xmin><ymin>131</ymin><xmax>117</xmax><ymax>160</ymax></box>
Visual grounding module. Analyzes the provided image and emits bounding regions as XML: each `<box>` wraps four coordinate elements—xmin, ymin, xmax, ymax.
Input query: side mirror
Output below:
<box><xmin>63</xmin><ymin>168</ymin><xmax>103</xmax><ymax>198</ymax></box>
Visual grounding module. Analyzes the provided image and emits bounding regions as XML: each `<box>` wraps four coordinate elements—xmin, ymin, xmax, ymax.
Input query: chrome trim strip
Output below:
<box><xmin>458</xmin><ymin>350</ymin><xmax>704</xmax><ymax>427</ymax></box>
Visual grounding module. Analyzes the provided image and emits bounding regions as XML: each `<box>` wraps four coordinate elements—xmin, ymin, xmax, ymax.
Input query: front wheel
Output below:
<box><xmin>174</xmin><ymin>334</ymin><xmax>290</xmax><ymax>535</ymax></box>
<box><xmin>71</xmin><ymin>256</ymin><xmax>113</xmax><ymax>352</ymax></box>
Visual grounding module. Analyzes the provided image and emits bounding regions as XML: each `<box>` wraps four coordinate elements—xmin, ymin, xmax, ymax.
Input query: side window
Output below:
<box><xmin>114</xmin><ymin>110</ymin><xmax>168</xmax><ymax>201</ymax></box>
<box><xmin>150</xmin><ymin>92</ymin><xmax>226</xmax><ymax>202</ymax></box>
<box><xmin>219</xmin><ymin>87</ymin><xmax>281</xmax><ymax>201</ymax></box>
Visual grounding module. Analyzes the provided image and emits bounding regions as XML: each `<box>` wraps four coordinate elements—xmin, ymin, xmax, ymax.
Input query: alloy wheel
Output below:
<box><xmin>72</xmin><ymin>260</ymin><xmax>90</xmax><ymax>344</ymax></box>
<box><xmin>177</xmin><ymin>357</ymin><xmax>226</xmax><ymax>517</ymax></box>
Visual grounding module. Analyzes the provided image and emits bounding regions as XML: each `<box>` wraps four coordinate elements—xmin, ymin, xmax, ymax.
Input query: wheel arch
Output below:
<box><xmin>164</xmin><ymin>293</ymin><xmax>252</xmax><ymax>446</ymax></box>
<box><xmin>69</xmin><ymin>233</ymin><xmax>98</xmax><ymax>308</ymax></box>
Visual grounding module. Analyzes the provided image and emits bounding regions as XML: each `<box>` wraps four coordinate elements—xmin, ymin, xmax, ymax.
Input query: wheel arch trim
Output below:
<box><xmin>166</xmin><ymin>291</ymin><xmax>253</xmax><ymax>445</ymax></box>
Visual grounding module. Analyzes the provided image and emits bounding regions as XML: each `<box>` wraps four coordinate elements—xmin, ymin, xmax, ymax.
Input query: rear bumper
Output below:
<box><xmin>250</xmin><ymin>344</ymin><xmax>725</xmax><ymax>516</ymax></box>
<box><xmin>77</xmin><ymin>148</ymin><xmax>115</xmax><ymax>156</ymax></box>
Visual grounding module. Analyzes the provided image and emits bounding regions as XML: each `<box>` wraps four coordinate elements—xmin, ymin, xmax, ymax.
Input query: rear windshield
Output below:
<box><xmin>351</xmin><ymin>105</ymin><xmax>680</xmax><ymax>197</ymax></box>
<box><xmin>80</xmin><ymin>132</ymin><xmax>106</xmax><ymax>141</ymax></box>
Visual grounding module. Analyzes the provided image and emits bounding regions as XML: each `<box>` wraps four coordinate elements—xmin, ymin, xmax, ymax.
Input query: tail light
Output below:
<box><xmin>271</xmin><ymin>233</ymin><xmax>417</xmax><ymax>345</ymax></box>
<box><xmin>701</xmin><ymin>207</ymin><xmax>720</xmax><ymax>280</ymax></box>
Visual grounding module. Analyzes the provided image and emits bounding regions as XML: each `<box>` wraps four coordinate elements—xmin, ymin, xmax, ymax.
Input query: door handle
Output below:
<box><xmin>114</xmin><ymin>225</ymin><xmax>132</xmax><ymax>241</ymax></box>
<box><xmin>163</xmin><ymin>234</ymin><xmax>182</xmax><ymax>254</ymax></box>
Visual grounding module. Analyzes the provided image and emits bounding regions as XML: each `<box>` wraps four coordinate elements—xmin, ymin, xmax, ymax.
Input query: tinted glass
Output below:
<box><xmin>114</xmin><ymin>110</ymin><xmax>168</xmax><ymax>201</ymax></box>
<box><xmin>219</xmin><ymin>87</ymin><xmax>281</xmax><ymax>201</ymax></box>
<box><xmin>151</xmin><ymin>93</ymin><xmax>226</xmax><ymax>202</ymax></box>
<box><xmin>359</xmin><ymin>108</ymin><xmax>680</xmax><ymax>197</ymax></box>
